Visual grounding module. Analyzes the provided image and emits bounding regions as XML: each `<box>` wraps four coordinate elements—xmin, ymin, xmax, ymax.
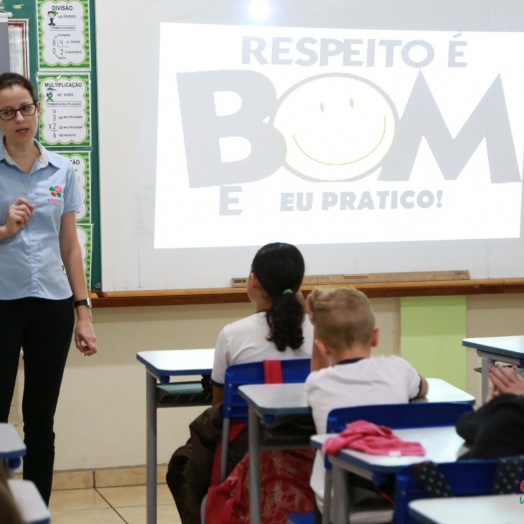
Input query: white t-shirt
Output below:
<box><xmin>211</xmin><ymin>311</ymin><xmax>314</xmax><ymax>386</ymax></box>
<box><xmin>305</xmin><ymin>356</ymin><xmax>423</xmax><ymax>511</ymax></box>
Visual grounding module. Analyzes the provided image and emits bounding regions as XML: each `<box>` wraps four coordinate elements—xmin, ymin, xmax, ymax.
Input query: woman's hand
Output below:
<box><xmin>488</xmin><ymin>365</ymin><xmax>524</xmax><ymax>396</ymax></box>
<box><xmin>0</xmin><ymin>198</ymin><xmax>35</xmax><ymax>240</ymax></box>
<box><xmin>74</xmin><ymin>311</ymin><xmax>97</xmax><ymax>356</ymax></box>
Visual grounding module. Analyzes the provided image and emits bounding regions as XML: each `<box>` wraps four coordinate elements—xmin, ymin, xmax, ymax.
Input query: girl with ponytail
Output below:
<box><xmin>166</xmin><ymin>243</ymin><xmax>315</xmax><ymax>521</ymax></box>
<box><xmin>211</xmin><ymin>242</ymin><xmax>313</xmax><ymax>405</ymax></box>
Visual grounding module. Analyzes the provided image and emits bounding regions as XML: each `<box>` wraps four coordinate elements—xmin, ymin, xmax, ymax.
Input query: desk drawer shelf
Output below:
<box><xmin>156</xmin><ymin>382</ymin><xmax>212</xmax><ymax>407</ymax></box>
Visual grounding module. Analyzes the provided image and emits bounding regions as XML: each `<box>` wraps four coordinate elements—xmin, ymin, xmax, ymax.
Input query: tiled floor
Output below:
<box><xmin>49</xmin><ymin>484</ymin><xmax>182</xmax><ymax>524</ymax></box>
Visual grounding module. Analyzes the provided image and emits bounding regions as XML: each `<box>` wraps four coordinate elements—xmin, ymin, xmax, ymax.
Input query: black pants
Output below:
<box><xmin>0</xmin><ymin>297</ymin><xmax>74</xmax><ymax>505</ymax></box>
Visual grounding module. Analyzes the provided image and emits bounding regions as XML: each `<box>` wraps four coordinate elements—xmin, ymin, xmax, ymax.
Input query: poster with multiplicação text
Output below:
<box><xmin>37</xmin><ymin>0</ymin><xmax>90</xmax><ymax>69</ymax></box>
<box><xmin>37</xmin><ymin>73</ymin><xmax>91</xmax><ymax>147</ymax></box>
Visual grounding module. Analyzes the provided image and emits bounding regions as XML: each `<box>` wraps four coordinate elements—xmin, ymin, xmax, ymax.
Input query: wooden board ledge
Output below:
<box><xmin>90</xmin><ymin>278</ymin><xmax>524</xmax><ymax>307</ymax></box>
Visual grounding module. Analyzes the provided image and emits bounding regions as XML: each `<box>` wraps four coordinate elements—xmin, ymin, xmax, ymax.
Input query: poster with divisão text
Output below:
<box><xmin>37</xmin><ymin>0</ymin><xmax>90</xmax><ymax>69</ymax></box>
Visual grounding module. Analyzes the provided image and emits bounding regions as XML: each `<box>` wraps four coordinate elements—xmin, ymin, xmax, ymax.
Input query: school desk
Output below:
<box><xmin>462</xmin><ymin>336</ymin><xmax>524</xmax><ymax>403</ymax></box>
<box><xmin>408</xmin><ymin>494</ymin><xmax>523</xmax><ymax>524</ymax></box>
<box><xmin>239</xmin><ymin>379</ymin><xmax>474</xmax><ymax>524</ymax></box>
<box><xmin>136</xmin><ymin>349</ymin><xmax>214</xmax><ymax>524</ymax></box>
<box><xmin>311</xmin><ymin>427</ymin><xmax>467</xmax><ymax>524</ymax></box>
<box><xmin>8</xmin><ymin>479</ymin><xmax>51</xmax><ymax>524</ymax></box>
<box><xmin>0</xmin><ymin>423</ymin><xmax>26</xmax><ymax>478</ymax></box>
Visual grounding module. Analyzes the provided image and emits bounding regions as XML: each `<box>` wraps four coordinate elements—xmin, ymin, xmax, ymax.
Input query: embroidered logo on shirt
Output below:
<box><xmin>49</xmin><ymin>185</ymin><xmax>63</xmax><ymax>197</ymax></box>
<box><xmin>48</xmin><ymin>185</ymin><xmax>64</xmax><ymax>204</ymax></box>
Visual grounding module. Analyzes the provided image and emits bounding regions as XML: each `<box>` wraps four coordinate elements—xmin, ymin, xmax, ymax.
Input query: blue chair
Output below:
<box><xmin>326</xmin><ymin>402</ymin><xmax>473</xmax><ymax>433</ymax></box>
<box><xmin>220</xmin><ymin>358</ymin><xmax>311</xmax><ymax>481</ymax></box>
<box><xmin>395</xmin><ymin>458</ymin><xmax>524</xmax><ymax>524</ymax></box>
<box><xmin>319</xmin><ymin>402</ymin><xmax>474</xmax><ymax>524</ymax></box>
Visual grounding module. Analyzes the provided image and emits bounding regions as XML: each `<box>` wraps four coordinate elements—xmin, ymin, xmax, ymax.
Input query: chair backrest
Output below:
<box><xmin>394</xmin><ymin>458</ymin><xmax>524</xmax><ymax>524</ymax></box>
<box><xmin>223</xmin><ymin>358</ymin><xmax>311</xmax><ymax>422</ymax></box>
<box><xmin>326</xmin><ymin>402</ymin><xmax>473</xmax><ymax>434</ymax></box>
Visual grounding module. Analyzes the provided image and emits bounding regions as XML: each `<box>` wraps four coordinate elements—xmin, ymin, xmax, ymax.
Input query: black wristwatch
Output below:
<box><xmin>74</xmin><ymin>298</ymin><xmax>92</xmax><ymax>309</ymax></box>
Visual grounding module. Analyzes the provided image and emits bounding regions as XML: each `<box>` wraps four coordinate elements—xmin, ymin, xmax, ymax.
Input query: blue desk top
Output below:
<box><xmin>239</xmin><ymin>383</ymin><xmax>310</xmax><ymax>416</ymax></box>
<box><xmin>462</xmin><ymin>336</ymin><xmax>524</xmax><ymax>362</ymax></box>
<box><xmin>8</xmin><ymin>480</ymin><xmax>50</xmax><ymax>524</ymax></box>
<box><xmin>238</xmin><ymin>378</ymin><xmax>475</xmax><ymax>417</ymax></box>
<box><xmin>0</xmin><ymin>423</ymin><xmax>26</xmax><ymax>460</ymax></box>
<box><xmin>312</xmin><ymin>426</ymin><xmax>466</xmax><ymax>474</ymax></box>
<box><xmin>409</xmin><ymin>495</ymin><xmax>523</xmax><ymax>524</ymax></box>
<box><xmin>414</xmin><ymin>378</ymin><xmax>475</xmax><ymax>405</ymax></box>
<box><xmin>136</xmin><ymin>349</ymin><xmax>214</xmax><ymax>379</ymax></box>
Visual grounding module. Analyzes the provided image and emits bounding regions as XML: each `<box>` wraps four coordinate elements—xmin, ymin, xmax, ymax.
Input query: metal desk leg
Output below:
<box><xmin>248</xmin><ymin>407</ymin><xmax>262</xmax><ymax>524</ymax></box>
<box><xmin>322</xmin><ymin>467</ymin><xmax>332</xmax><ymax>524</ymax></box>
<box><xmin>332</xmin><ymin>464</ymin><xmax>350</xmax><ymax>524</ymax></box>
<box><xmin>146</xmin><ymin>371</ymin><xmax>157</xmax><ymax>524</ymax></box>
<box><xmin>481</xmin><ymin>354</ymin><xmax>494</xmax><ymax>404</ymax></box>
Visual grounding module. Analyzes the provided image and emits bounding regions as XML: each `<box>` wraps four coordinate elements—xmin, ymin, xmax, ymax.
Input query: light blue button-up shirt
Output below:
<box><xmin>0</xmin><ymin>140</ymin><xmax>83</xmax><ymax>300</ymax></box>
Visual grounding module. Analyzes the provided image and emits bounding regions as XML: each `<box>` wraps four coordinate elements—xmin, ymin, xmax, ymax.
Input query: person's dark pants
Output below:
<box><xmin>0</xmin><ymin>297</ymin><xmax>74</xmax><ymax>505</ymax></box>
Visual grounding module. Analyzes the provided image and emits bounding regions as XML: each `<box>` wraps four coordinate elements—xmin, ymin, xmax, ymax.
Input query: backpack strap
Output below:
<box><xmin>263</xmin><ymin>359</ymin><xmax>283</xmax><ymax>384</ymax></box>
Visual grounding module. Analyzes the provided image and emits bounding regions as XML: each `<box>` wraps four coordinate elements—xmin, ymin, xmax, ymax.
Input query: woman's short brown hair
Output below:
<box><xmin>0</xmin><ymin>72</ymin><xmax>38</xmax><ymax>103</ymax></box>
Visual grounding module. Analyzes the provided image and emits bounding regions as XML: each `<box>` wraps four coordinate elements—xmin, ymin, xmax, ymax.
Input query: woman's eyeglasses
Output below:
<box><xmin>0</xmin><ymin>102</ymin><xmax>38</xmax><ymax>121</ymax></box>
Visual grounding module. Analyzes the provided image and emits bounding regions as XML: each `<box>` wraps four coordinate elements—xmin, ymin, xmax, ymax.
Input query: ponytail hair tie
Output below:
<box><xmin>282</xmin><ymin>289</ymin><xmax>293</xmax><ymax>295</ymax></box>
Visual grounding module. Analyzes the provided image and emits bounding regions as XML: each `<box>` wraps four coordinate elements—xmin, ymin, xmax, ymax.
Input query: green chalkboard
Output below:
<box><xmin>2</xmin><ymin>0</ymin><xmax>100</xmax><ymax>290</ymax></box>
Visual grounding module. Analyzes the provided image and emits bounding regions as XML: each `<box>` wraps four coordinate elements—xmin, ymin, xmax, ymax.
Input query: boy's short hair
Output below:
<box><xmin>309</xmin><ymin>287</ymin><xmax>375</xmax><ymax>350</ymax></box>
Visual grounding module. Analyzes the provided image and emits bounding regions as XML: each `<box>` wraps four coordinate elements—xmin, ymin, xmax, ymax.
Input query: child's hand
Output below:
<box><xmin>486</xmin><ymin>377</ymin><xmax>499</xmax><ymax>402</ymax></box>
<box><xmin>488</xmin><ymin>365</ymin><xmax>524</xmax><ymax>396</ymax></box>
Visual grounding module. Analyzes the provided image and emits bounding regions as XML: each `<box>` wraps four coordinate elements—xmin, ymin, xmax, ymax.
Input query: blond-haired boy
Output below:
<box><xmin>305</xmin><ymin>287</ymin><xmax>428</xmax><ymax>519</ymax></box>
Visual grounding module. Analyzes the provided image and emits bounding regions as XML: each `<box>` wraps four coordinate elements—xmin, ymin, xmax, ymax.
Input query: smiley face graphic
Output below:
<box><xmin>271</xmin><ymin>74</ymin><xmax>397</xmax><ymax>181</ymax></box>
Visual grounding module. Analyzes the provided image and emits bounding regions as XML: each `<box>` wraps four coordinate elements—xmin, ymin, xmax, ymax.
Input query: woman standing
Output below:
<box><xmin>0</xmin><ymin>72</ymin><xmax>97</xmax><ymax>504</ymax></box>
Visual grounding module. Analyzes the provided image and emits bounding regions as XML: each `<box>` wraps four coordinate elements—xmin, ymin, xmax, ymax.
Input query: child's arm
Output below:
<box><xmin>415</xmin><ymin>375</ymin><xmax>429</xmax><ymax>398</ymax></box>
<box><xmin>212</xmin><ymin>386</ymin><xmax>224</xmax><ymax>406</ymax></box>
<box><xmin>211</xmin><ymin>329</ymin><xmax>228</xmax><ymax>406</ymax></box>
